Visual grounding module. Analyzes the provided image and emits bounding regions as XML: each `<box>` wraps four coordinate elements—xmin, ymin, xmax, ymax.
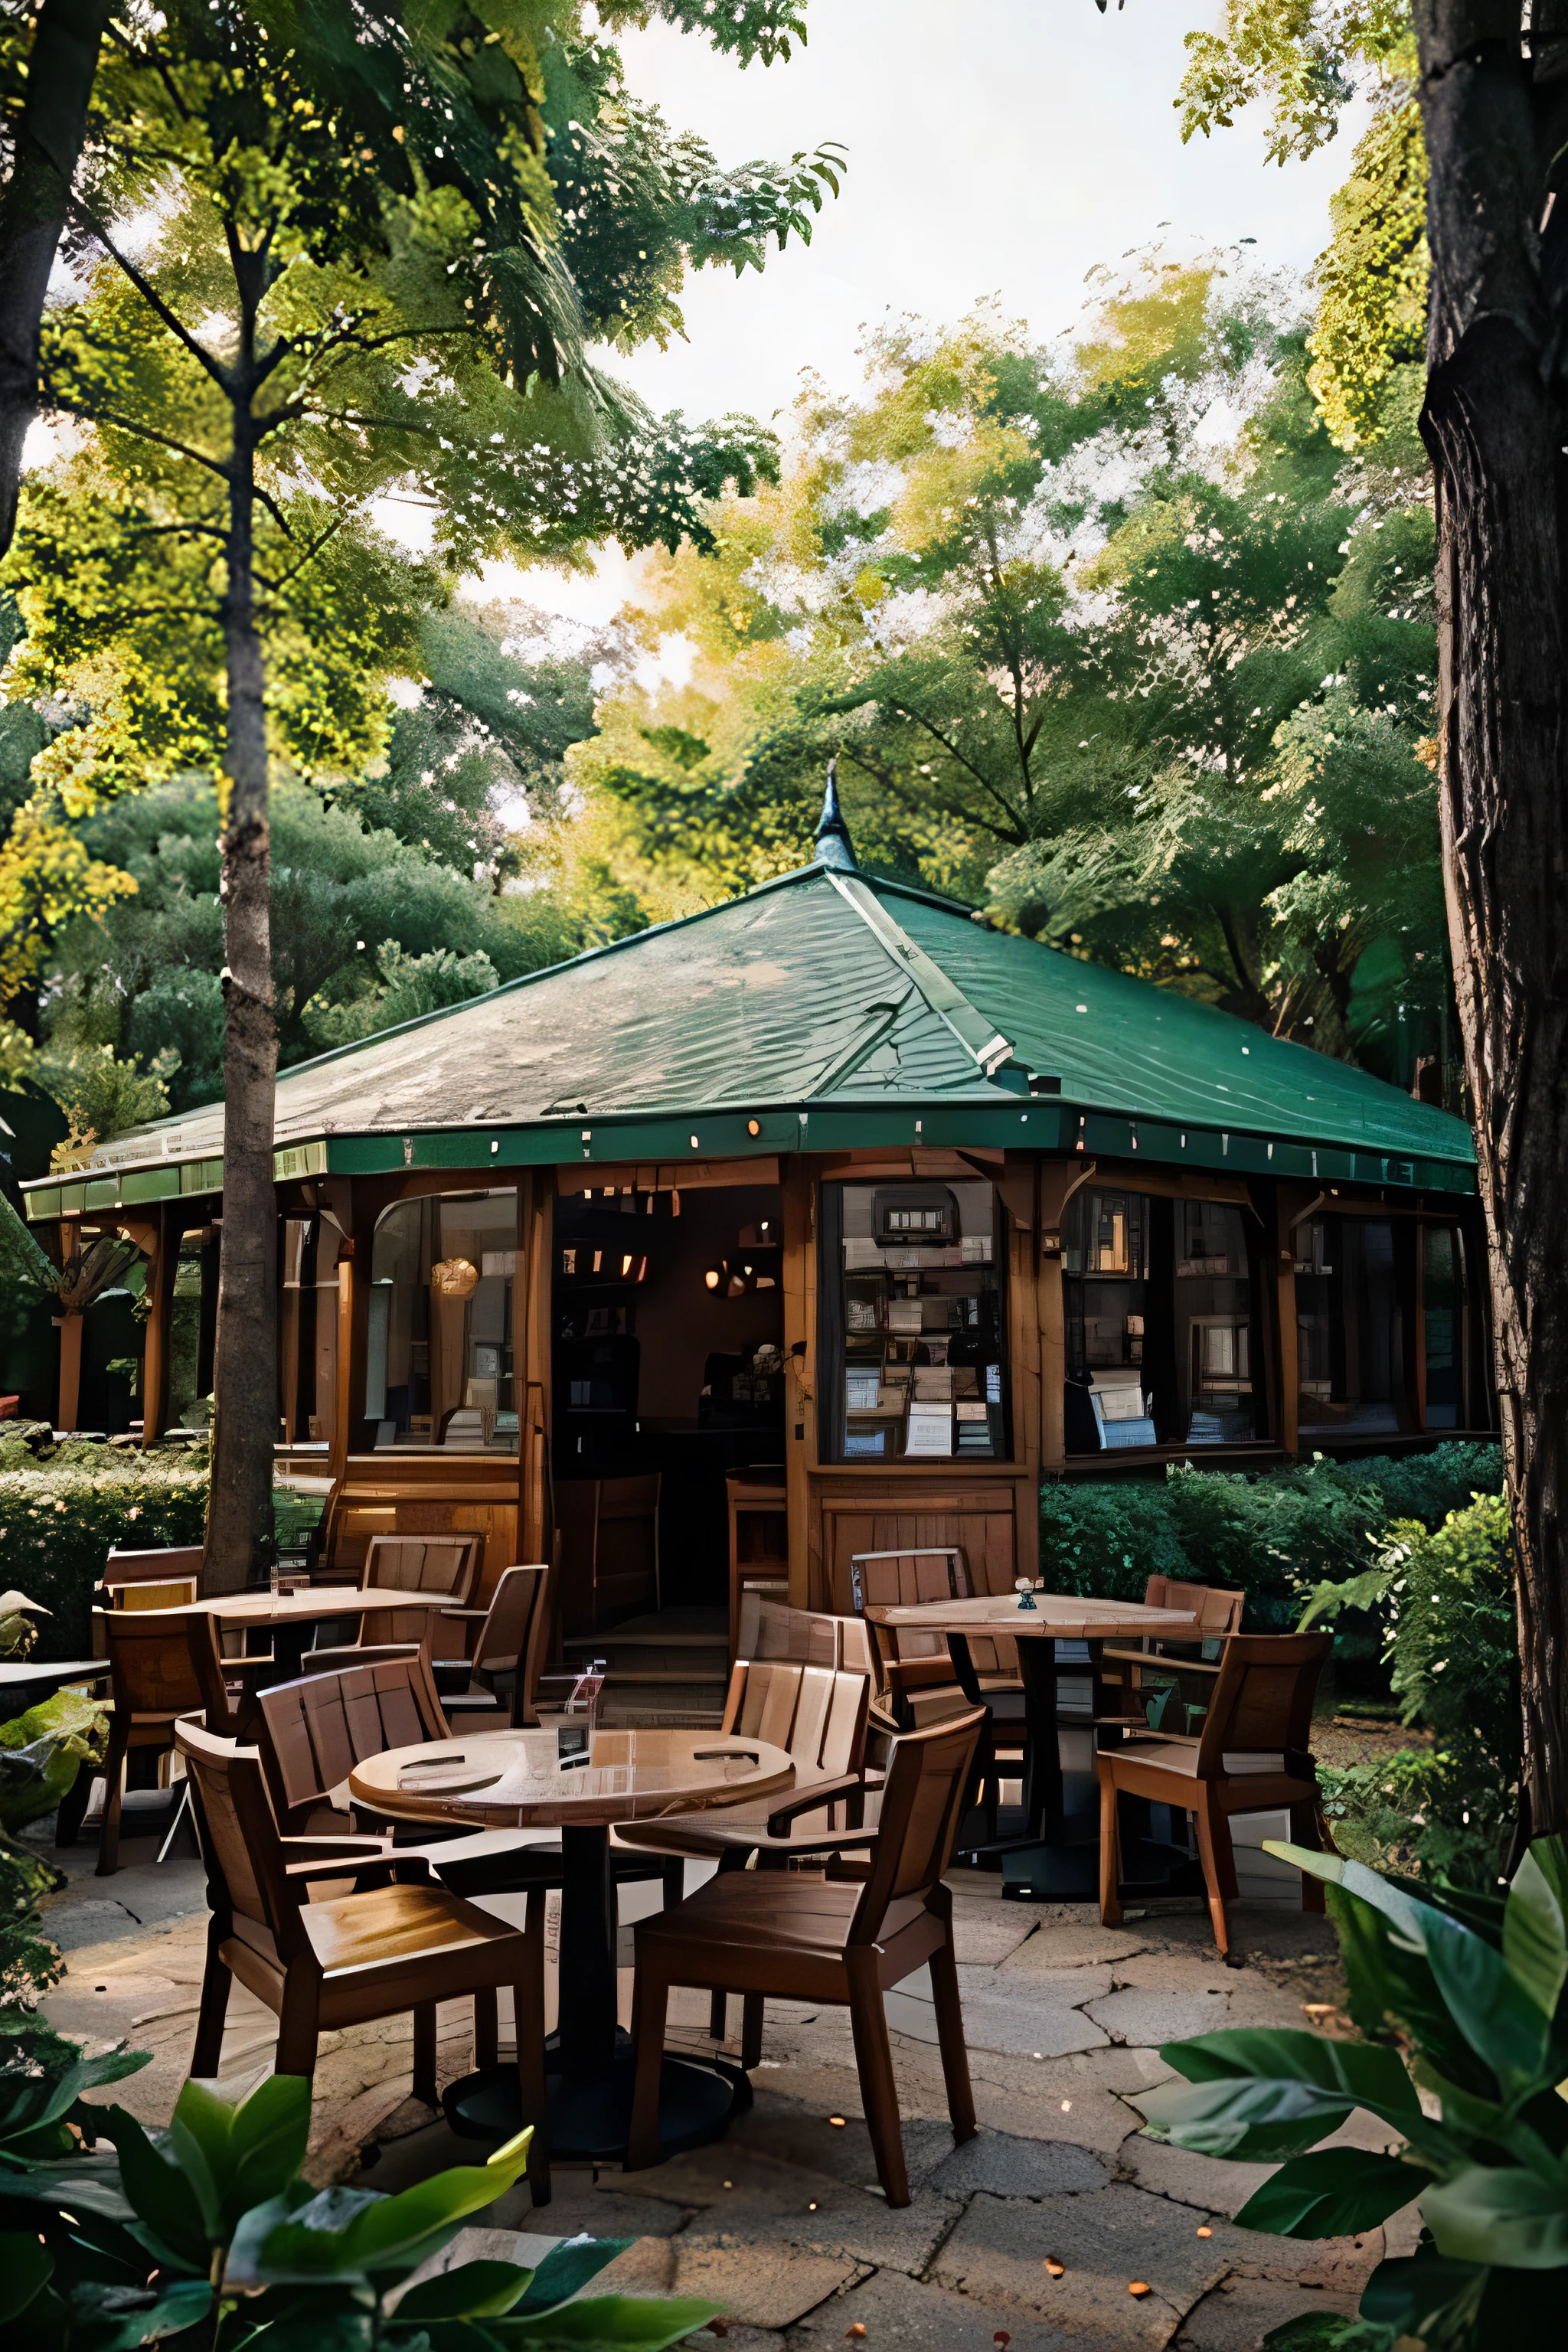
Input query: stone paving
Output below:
<box><xmin>31</xmin><ymin>1830</ymin><xmax>1408</xmax><ymax>2350</ymax></box>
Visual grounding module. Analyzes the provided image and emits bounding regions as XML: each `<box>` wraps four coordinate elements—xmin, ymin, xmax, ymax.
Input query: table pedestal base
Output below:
<box><xmin>443</xmin><ymin>2030</ymin><xmax>750</xmax><ymax>2167</ymax></box>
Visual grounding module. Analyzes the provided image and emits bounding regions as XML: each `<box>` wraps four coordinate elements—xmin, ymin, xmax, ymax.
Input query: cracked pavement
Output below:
<box><xmin>31</xmin><ymin>1831</ymin><xmax>1400</xmax><ymax>2349</ymax></box>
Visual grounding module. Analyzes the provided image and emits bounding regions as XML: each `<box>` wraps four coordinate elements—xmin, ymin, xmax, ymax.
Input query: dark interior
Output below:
<box><xmin>552</xmin><ymin>1181</ymin><xmax>786</xmax><ymax>1612</ymax></box>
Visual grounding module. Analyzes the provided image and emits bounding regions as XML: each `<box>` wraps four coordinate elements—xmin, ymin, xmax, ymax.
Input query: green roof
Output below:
<box><xmin>25</xmin><ymin>849</ymin><xmax>1476</xmax><ymax>1217</ymax></box>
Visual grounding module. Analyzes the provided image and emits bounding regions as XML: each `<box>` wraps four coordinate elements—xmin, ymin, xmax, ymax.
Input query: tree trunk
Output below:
<box><xmin>0</xmin><ymin>0</ymin><xmax>113</xmax><ymax>556</ymax></box>
<box><xmin>203</xmin><ymin>412</ymin><xmax>277</xmax><ymax>1592</ymax></box>
<box><xmin>1414</xmin><ymin>2</ymin><xmax>1568</xmax><ymax>1833</ymax></box>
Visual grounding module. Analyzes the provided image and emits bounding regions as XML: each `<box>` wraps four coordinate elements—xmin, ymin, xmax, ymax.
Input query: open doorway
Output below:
<box><xmin>552</xmin><ymin>1179</ymin><xmax>785</xmax><ymax>1618</ymax></box>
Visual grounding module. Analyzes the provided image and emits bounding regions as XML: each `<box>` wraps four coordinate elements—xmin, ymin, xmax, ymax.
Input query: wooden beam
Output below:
<box><xmin>140</xmin><ymin>1203</ymin><xmax>180</xmax><ymax>1443</ymax></box>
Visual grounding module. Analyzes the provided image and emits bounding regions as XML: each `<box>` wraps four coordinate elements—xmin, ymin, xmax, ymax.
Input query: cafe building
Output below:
<box><xmin>23</xmin><ymin>782</ymin><xmax>1487</xmax><ymax>1687</ymax></box>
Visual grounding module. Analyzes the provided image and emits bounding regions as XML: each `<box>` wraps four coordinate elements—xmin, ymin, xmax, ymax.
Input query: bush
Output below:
<box><xmin>0</xmin><ymin>1453</ymin><xmax>208</xmax><ymax>1657</ymax></box>
<box><xmin>1308</xmin><ymin>1493</ymin><xmax>1517</xmax><ymax>1890</ymax></box>
<box><xmin>1040</xmin><ymin>1442</ymin><xmax>1502</xmax><ymax>1628</ymax></box>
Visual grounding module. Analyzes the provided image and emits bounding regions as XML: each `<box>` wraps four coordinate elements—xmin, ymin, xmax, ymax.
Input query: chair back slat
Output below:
<box><xmin>108</xmin><ymin>1576</ymin><xmax>199</xmax><ymax>1613</ymax></box>
<box><xmin>835</xmin><ymin>1615</ymin><xmax>876</xmax><ymax>1678</ymax></box>
<box><xmin>105</xmin><ymin>1547</ymin><xmax>204</xmax><ymax>1588</ymax></box>
<box><xmin>1145</xmin><ymin>1576</ymin><xmax>1245</xmax><ymax>1642</ymax></box>
<box><xmin>257</xmin><ymin>1651</ymin><xmax>448</xmax><ymax>1826</ymax></box>
<box><xmin>178</xmin><ymin>1720</ymin><xmax>299</xmax><ymax>1952</ymax></box>
<box><xmin>260</xmin><ymin>1683</ymin><xmax>322</xmax><ymax>1815</ymax></box>
<box><xmin>102</xmin><ymin>1608</ymin><xmax>205</xmax><ymax>1715</ymax></box>
<box><xmin>851</xmin><ymin>1550</ymin><xmax>970</xmax><ymax>1664</ymax></box>
<box><xmin>362</xmin><ymin>1536</ymin><xmax>479</xmax><ymax>1597</ymax></box>
<box><xmin>1194</xmin><ymin>1633</ymin><xmax>1331</xmax><ymax>1772</ymax></box>
<box><xmin>850</xmin><ymin>1707</ymin><xmax>985</xmax><ymax>1940</ymax></box>
<box><xmin>743</xmin><ymin>1597</ymin><xmax>838</xmax><ymax>1668</ymax></box>
<box><xmin>788</xmin><ymin>1664</ymin><xmax>834</xmax><ymax>1770</ymax></box>
<box><xmin>473</xmin><ymin>1565</ymin><xmax>545</xmax><ymax>1677</ymax></box>
<box><xmin>819</xmin><ymin>1670</ymin><xmax>869</xmax><ymax>1776</ymax></box>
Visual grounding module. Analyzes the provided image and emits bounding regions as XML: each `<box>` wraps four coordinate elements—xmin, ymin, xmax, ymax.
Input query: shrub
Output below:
<box><xmin>1307</xmin><ymin>1494</ymin><xmax>1518</xmax><ymax>1890</ymax></box>
<box><xmin>0</xmin><ymin>2065</ymin><xmax>717</xmax><ymax>2350</ymax></box>
<box><xmin>1135</xmin><ymin>1836</ymin><xmax>1568</xmax><ymax>2348</ymax></box>
<box><xmin>1040</xmin><ymin>1442</ymin><xmax>1502</xmax><ymax>1627</ymax></box>
<box><xmin>0</xmin><ymin>1455</ymin><xmax>208</xmax><ymax>1657</ymax></box>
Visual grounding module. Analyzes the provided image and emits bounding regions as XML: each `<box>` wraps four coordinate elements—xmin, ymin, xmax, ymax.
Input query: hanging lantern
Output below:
<box><xmin>431</xmin><ymin>1256</ymin><xmax>479</xmax><ymax>1300</ymax></box>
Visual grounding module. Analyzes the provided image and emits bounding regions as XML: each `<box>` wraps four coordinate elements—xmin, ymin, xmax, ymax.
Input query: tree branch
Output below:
<box><xmin>40</xmin><ymin>388</ymin><xmax>230</xmax><ymax>481</ymax></box>
<box><xmin>66</xmin><ymin>198</ymin><xmax>232</xmax><ymax>393</ymax></box>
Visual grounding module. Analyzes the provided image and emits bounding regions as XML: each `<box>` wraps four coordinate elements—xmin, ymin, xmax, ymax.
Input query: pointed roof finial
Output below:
<box><xmin>813</xmin><ymin>756</ymin><xmax>858</xmax><ymax>871</ymax></box>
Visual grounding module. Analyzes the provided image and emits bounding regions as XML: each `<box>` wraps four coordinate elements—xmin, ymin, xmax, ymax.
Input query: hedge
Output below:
<box><xmin>0</xmin><ymin>1446</ymin><xmax>209</xmax><ymax>1658</ymax></box>
<box><xmin>1040</xmin><ymin>1442</ymin><xmax>1504</xmax><ymax>1629</ymax></box>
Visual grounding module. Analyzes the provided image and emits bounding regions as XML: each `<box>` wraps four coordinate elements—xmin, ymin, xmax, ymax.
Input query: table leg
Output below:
<box><xmin>1018</xmin><ymin>1635</ymin><xmax>1062</xmax><ymax>1843</ymax></box>
<box><xmin>555</xmin><ymin>1825</ymin><xmax>616</xmax><ymax>2083</ymax></box>
<box><xmin>946</xmin><ymin>1633</ymin><xmax>983</xmax><ymax>1707</ymax></box>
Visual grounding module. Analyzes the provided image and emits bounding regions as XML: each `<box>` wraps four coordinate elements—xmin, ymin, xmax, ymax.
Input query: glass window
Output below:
<box><xmin>822</xmin><ymin>1179</ymin><xmax>1008</xmax><ymax>1462</ymax></box>
<box><xmin>368</xmin><ymin>1190</ymin><xmax>518</xmax><ymax>1452</ymax></box>
<box><xmin>1423</xmin><ymin>1226</ymin><xmax>1465</xmax><ymax>1430</ymax></box>
<box><xmin>1064</xmin><ymin>1190</ymin><xmax>1263</xmax><ymax>1452</ymax></box>
<box><xmin>1294</xmin><ymin>1214</ymin><xmax>1409</xmax><ymax>1437</ymax></box>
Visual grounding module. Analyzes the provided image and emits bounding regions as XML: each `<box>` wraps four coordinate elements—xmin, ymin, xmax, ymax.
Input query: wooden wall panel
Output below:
<box><xmin>817</xmin><ymin>1485</ymin><xmax>1022</xmax><ymax>1615</ymax></box>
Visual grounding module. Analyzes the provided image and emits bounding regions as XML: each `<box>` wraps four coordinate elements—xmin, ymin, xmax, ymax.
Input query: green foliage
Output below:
<box><xmin>0</xmin><ymin>2067</ymin><xmax>717</xmax><ymax>2352</ymax></box>
<box><xmin>1302</xmin><ymin>1495</ymin><xmax>1517</xmax><ymax>1888</ymax></box>
<box><xmin>0</xmin><ymin>1455</ymin><xmax>209</xmax><ymax>1657</ymax></box>
<box><xmin>576</xmin><ymin>266</ymin><xmax>1446</xmax><ymax>1075</ymax></box>
<box><xmin>48</xmin><ymin>781</ymin><xmax>586</xmax><ymax>1108</ymax></box>
<box><xmin>0</xmin><ymin>1690</ymin><xmax>107</xmax><ymax>1838</ymax></box>
<box><xmin>1040</xmin><ymin>1444</ymin><xmax>1501</xmax><ymax>1623</ymax></box>
<box><xmin>1135</xmin><ymin>1835</ymin><xmax>1568</xmax><ymax>2347</ymax></box>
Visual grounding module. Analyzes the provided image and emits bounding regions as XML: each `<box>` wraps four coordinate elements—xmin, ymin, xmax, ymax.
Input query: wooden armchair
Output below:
<box><xmin>441</xmin><ymin>1564</ymin><xmax>554</xmax><ymax>1727</ymax></box>
<box><xmin>326</xmin><ymin>1536</ymin><xmax>483</xmax><ymax>1661</ymax></box>
<box><xmin>627</xmin><ymin>1707</ymin><xmax>987</xmax><ymax>2206</ymax></box>
<box><xmin>1097</xmin><ymin>1631</ymin><xmax>1334</xmax><ymax>1959</ymax></box>
<box><xmin>851</xmin><ymin>1548</ymin><xmax>1023</xmax><ymax>1729</ymax></box>
<box><xmin>175</xmin><ymin>1719</ymin><xmax>550</xmax><ymax>2204</ymax></box>
<box><xmin>1098</xmin><ymin>1576</ymin><xmax>1246</xmax><ymax>1737</ymax></box>
<box><xmin>90</xmin><ymin>1547</ymin><xmax>203</xmax><ymax>1661</ymax></box>
<box><xmin>93</xmin><ymin>1608</ymin><xmax>207</xmax><ymax>1873</ymax></box>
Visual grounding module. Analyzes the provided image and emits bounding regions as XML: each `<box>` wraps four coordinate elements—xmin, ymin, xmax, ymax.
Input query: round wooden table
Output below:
<box><xmin>349</xmin><ymin>1726</ymin><xmax>796</xmax><ymax>2163</ymax></box>
<box><xmin>865</xmin><ymin>1590</ymin><xmax>1197</xmax><ymax>1894</ymax></box>
<box><xmin>167</xmin><ymin>1587</ymin><xmax>456</xmax><ymax>1683</ymax></box>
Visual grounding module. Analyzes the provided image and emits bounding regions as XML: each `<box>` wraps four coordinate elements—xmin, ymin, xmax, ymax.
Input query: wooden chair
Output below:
<box><xmin>253</xmin><ymin>1655</ymin><xmax>682</xmax><ymax>1913</ymax></box>
<box><xmin>441</xmin><ymin>1564</ymin><xmax>553</xmax><ymax>1727</ymax></box>
<box><xmin>851</xmin><ymin>1548</ymin><xmax>1024</xmax><ymax>1838</ymax></box>
<box><xmin>306</xmin><ymin>1535</ymin><xmax>482</xmax><ymax>1664</ymax></box>
<box><xmin>175</xmin><ymin>1719</ymin><xmax>550</xmax><ymax>2203</ymax></box>
<box><xmin>1097</xmin><ymin>1576</ymin><xmax>1246</xmax><ymax>1737</ymax></box>
<box><xmin>627</xmin><ymin>1707</ymin><xmax>987</xmax><ymax>2206</ymax></box>
<box><xmin>256</xmin><ymin>1652</ymin><xmax>452</xmax><ymax>1835</ymax></box>
<box><xmin>93</xmin><ymin>1608</ymin><xmax>206</xmax><ymax>1874</ymax></box>
<box><xmin>90</xmin><ymin>1547</ymin><xmax>204</xmax><ymax>1662</ymax></box>
<box><xmin>737</xmin><ymin>1592</ymin><xmax>841</xmax><ymax>1670</ymax></box>
<box><xmin>850</xmin><ymin>1548</ymin><xmax>1023</xmax><ymax>1729</ymax></box>
<box><xmin>1096</xmin><ymin>1631</ymin><xmax>1335</xmax><ymax>1960</ymax></box>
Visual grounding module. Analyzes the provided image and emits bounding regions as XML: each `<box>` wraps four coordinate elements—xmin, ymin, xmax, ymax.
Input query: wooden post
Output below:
<box><xmin>331</xmin><ymin>1237</ymin><xmax>354</xmax><ymax>1480</ymax></box>
<box><xmin>140</xmin><ymin>1204</ymin><xmax>179</xmax><ymax>1443</ymax></box>
<box><xmin>279</xmin><ymin>1217</ymin><xmax>305</xmax><ymax>1445</ymax></box>
<box><xmin>781</xmin><ymin>1154</ymin><xmax>815</xmax><ymax>1610</ymax></box>
<box><xmin>520</xmin><ymin>1172</ymin><xmax>554</xmax><ymax>1570</ymax></box>
<box><xmin>1037</xmin><ymin>1162</ymin><xmax>1094</xmax><ymax>1473</ymax></box>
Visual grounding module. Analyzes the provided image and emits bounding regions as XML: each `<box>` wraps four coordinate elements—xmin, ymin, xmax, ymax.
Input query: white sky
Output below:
<box><xmin>471</xmin><ymin>0</ymin><xmax>1364</xmax><ymax>627</ymax></box>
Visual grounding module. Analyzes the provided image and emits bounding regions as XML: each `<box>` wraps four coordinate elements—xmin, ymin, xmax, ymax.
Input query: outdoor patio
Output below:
<box><xmin>32</xmin><ymin>1828</ymin><xmax>1406</xmax><ymax>2352</ymax></box>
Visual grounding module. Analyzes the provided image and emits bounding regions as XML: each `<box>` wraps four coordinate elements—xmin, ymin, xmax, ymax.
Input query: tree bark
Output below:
<box><xmin>1414</xmin><ymin>1</ymin><xmax>1568</xmax><ymax>1832</ymax></box>
<box><xmin>0</xmin><ymin>0</ymin><xmax>113</xmax><ymax>555</ymax></box>
<box><xmin>202</xmin><ymin>406</ymin><xmax>277</xmax><ymax>1593</ymax></box>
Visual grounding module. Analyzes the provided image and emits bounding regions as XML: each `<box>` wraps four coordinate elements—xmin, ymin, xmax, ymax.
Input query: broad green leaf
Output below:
<box><xmin>1272</xmin><ymin>1844</ymin><xmax>1556</xmax><ymax>2090</ymax></box>
<box><xmin>1504</xmin><ymin>1842</ymin><xmax>1568</xmax><ymax>2024</ymax></box>
<box><xmin>1359</xmin><ymin>2251</ymin><xmax>1488</xmax><ymax>2339</ymax></box>
<box><xmin>394</xmin><ymin>2262</ymin><xmax>535</xmax><ymax>2321</ymax></box>
<box><xmin>500</xmin><ymin>2296</ymin><xmax>721</xmax><ymax>2350</ymax></box>
<box><xmin>1234</xmin><ymin>2149</ymin><xmax>1423</xmax><ymax>2239</ymax></box>
<box><xmin>1158</xmin><ymin>2028</ymin><xmax>1420</xmax><ymax>2121</ymax></box>
<box><xmin>0</xmin><ymin>2045</ymin><xmax>152</xmax><ymax>2153</ymax></box>
<box><xmin>0</xmin><ymin>2230</ymin><xmax>52</xmax><ymax>2321</ymax></box>
<box><xmin>1136</xmin><ymin>2075</ymin><xmax>1358</xmax><ymax>2161</ymax></box>
<box><xmin>1422</xmin><ymin>2161</ymin><xmax>1568</xmax><ymax>2269</ymax></box>
<box><xmin>97</xmin><ymin>2107</ymin><xmax>211</xmax><ymax>2271</ymax></box>
<box><xmin>516</xmin><ymin>2240</ymin><xmax>631</xmax><ymax>2314</ymax></box>
<box><xmin>231</xmin><ymin>2130</ymin><xmax>535</xmax><ymax>2286</ymax></box>
<box><xmin>0</xmin><ymin>2155</ymin><xmax>136</xmax><ymax>2221</ymax></box>
<box><xmin>65</xmin><ymin>2275</ymin><xmax>215</xmax><ymax>2352</ymax></box>
<box><xmin>169</xmin><ymin>2071</ymin><xmax>312</xmax><ymax>2237</ymax></box>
